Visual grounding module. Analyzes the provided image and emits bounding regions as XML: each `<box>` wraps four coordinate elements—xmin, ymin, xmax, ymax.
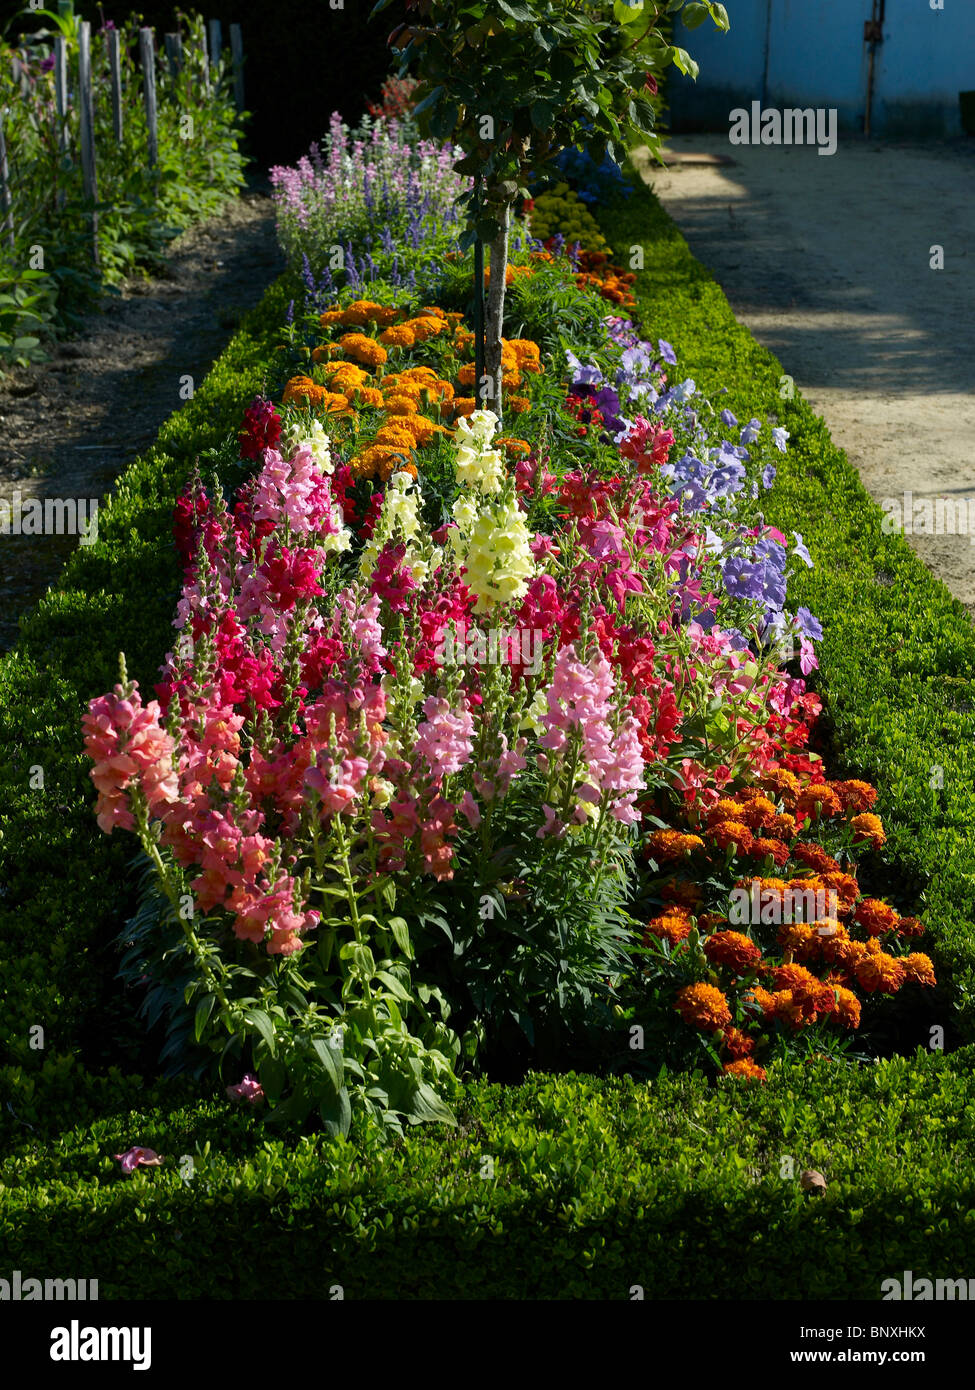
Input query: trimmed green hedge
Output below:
<box><xmin>0</xmin><ymin>277</ymin><xmax>293</xmax><ymax>1070</ymax></box>
<box><xmin>603</xmin><ymin>167</ymin><xmax>975</xmax><ymax>1043</ymax></box>
<box><xmin>2</xmin><ymin>1051</ymin><xmax>974</xmax><ymax>1299</ymax></box>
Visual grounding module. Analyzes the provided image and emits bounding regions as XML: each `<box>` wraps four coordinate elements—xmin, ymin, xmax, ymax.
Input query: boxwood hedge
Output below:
<box><xmin>2</xmin><ymin>1051</ymin><xmax>974</xmax><ymax>1299</ymax></box>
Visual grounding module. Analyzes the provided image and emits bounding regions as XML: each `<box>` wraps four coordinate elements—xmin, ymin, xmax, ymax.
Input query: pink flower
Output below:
<box><xmin>113</xmin><ymin>1146</ymin><xmax>163</xmax><ymax>1175</ymax></box>
<box><xmin>415</xmin><ymin>695</ymin><xmax>474</xmax><ymax>782</ymax></box>
<box><xmin>226</xmin><ymin>1074</ymin><xmax>265</xmax><ymax>1104</ymax></box>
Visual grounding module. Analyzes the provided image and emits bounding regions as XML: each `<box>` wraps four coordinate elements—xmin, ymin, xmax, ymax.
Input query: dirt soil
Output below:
<box><xmin>634</xmin><ymin>136</ymin><xmax>975</xmax><ymax>613</ymax></box>
<box><xmin>0</xmin><ymin>182</ymin><xmax>285</xmax><ymax>652</ymax></box>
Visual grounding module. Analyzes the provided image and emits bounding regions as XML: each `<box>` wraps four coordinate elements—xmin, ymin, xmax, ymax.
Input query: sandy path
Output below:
<box><xmin>634</xmin><ymin>136</ymin><xmax>975</xmax><ymax>611</ymax></box>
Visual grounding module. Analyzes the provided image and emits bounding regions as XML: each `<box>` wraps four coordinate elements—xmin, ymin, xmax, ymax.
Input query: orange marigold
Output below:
<box><xmin>742</xmin><ymin>795</ymin><xmax>778</xmax><ymax>831</ymax></box>
<box><xmin>745</xmin><ymin>986</ymin><xmax>779</xmax><ymax>1017</ymax></box>
<box><xmin>759</xmin><ymin>767</ymin><xmax>801</xmax><ymax>808</ymax></box>
<box><xmin>703</xmin><ymin>930</ymin><xmax>762</xmax><ymax>973</ymax></box>
<box><xmin>852</xmin><ymin>898</ymin><xmax>900</xmax><ymax>938</ymax></box>
<box><xmin>378</xmin><ymin>324</ymin><xmax>416</xmax><ymax>349</ymax></box>
<box><xmin>831</xmin><ymin>986</ymin><xmax>862</xmax><ymax>1028</ymax></box>
<box><xmin>708</xmin><ymin>819</ymin><xmax>754</xmax><ymax>854</ymax></box>
<box><xmin>338</xmin><ymin>333</ymin><xmax>388</xmax><ymax>367</ymax></box>
<box><xmin>896</xmin><ymin>916</ymin><xmax>927</xmax><ymax>939</ymax></box>
<box><xmin>831</xmin><ymin>779</ymin><xmax>878</xmax><ymax>814</ymax></box>
<box><xmin>770</xmin><ymin>812</ymin><xmax>797</xmax><ymax>839</ymax></box>
<box><xmin>797</xmin><ymin>783</ymin><xmax>843</xmax><ymax>820</ymax></box>
<box><xmin>749</xmin><ymin>837</ymin><xmax>791</xmax><ymax>867</ymax></box>
<box><xmin>506</xmin><ymin>395</ymin><xmax>532</xmax><ymax>414</ymax></box>
<box><xmin>723</xmin><ymin>1058</ymin><xmax>767</xmax><ymax>1081</ymax></box>
<box><xmin>643</xmin><ymin>905</ymin><xmax>694</xmax><ymax>948</ymax></box>
<box><xmin>901</xmin><ymin>952</ymin><xmax>936</xmax><ymax>987</ymax></box>
<box><xmin>647</xmin><ymin>828</ymin><xmax>704</xmax><ymax>861</ymax></box>
<box><xmin>706</xmin><ymin>798</ymin><xmax>748</xmax><ymax>825</ymax></box>
<box><xmin>853</xmin><ymin>951</ymin><xmax>906</xmax><ymax>994</ymax></box>
<box><xmin>450</xmin><ymin>397</ymin><xmax>477</xmax><ymax>419</ymax></box>
<box><xmin>722</xmin><ymin>1026</ymin><xmax>755</xmax><ymax>1059</ymax></box>
<box><xmin>675</xmin><ymin>983</ymin><xmax>732</xmax><ymax>1031</ymax></box>
<box><xmin>384</xmin><ymin>394</ymin><xmax>419</xmax><ymax>416</ymax></box>
<box><xmin>793</xmin><ymin>842</ymin><xmax>840</xmax><ymax>874</ymax></box>
<box><xmin>850</xmin><ymin>813</ymin><xmax>886</xmax><ymax>849</ymax></box>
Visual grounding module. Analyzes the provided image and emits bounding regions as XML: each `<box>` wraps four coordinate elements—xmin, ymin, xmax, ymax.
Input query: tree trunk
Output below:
<box><xmin>483</xmin><ymin>202</ymin><xmax>510</xmax><ymax>424</ymax></box>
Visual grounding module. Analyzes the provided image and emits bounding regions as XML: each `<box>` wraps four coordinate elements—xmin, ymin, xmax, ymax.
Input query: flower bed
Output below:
<box><xmin>1</xmin><ymin>120</ymin><xmax>972</xmax><ymax>1295</ymax></box>
<box><xmin>77</xmin><ymin>133</ymin><xmax>940</xmax><ymax>1132</ymax></box>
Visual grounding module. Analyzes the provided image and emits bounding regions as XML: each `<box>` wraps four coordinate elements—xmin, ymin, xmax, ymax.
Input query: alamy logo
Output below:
<box><xmin>50</xmin><ymin>1321</ymin><xmax>151</xmax><ymax>1371</ymax></box>
<box><xmin>1</xmin><ymin>1270</ymin><xmax>98</xmax><ymax>1300</ymax></box>
<box><xmin>0</xmin><ymin>491</ymin><xmax>99</xmax><ymax>545</ymax></box>
<box><xmin>881</xmin><ymin>491</ymin><xmax>975</xmax><ymax>546</ymax></box>
<box><xmin>882</xmin><ymin>1270</ymin><xmax>974</xmax><ymax>1300</ymax></box>
<box><xmin>729</xmin><ymin>101</ymin><xmax>838</xmax><ymax>156</ymax></box>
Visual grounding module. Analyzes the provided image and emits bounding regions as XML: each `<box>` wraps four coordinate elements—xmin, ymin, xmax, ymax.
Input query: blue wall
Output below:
<box><xmin>668</xmin><ymin>0</ymin><xmax>975</xmax><ymax>139</ymax></box>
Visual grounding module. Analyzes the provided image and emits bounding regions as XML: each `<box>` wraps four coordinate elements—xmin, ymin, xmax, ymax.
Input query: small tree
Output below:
<box><xmin>372</xmin><ymin>0</ymin><xmax>729</xmax><ymax>415</ymax></box>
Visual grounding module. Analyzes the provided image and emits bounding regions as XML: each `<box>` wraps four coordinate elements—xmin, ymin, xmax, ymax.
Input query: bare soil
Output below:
<box><xmin>634</xmin><ymin>136</ymin><xmax>975</xmax><ymax>612</ymax></box>
<box><xmin>0</xmin><ymin>183</ymin><xmax>285</xmax><ymax>652</ymax></box>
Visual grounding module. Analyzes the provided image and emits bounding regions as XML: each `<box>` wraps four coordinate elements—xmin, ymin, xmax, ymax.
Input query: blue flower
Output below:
<box><xmin>739</xmin><ymin>418</ymin><xmax>762</xmax><ymax>445</ymax></box>
<box><xmin>720</xmin><ymin>408</ymin><xmax>738</xmax><ymax>428</ymax></box>
<box><xmin>792</xmin><ymin>531</ymin><xmax>813</xmax><ymax>568</ymax></box>
<box><xmin>795</xmin><ymin>606</ymin><xmax>823</xmax><ymax>641</ymax></box>
<box><xmin>762</xmin><ymin>463</ymin><xmax>777</xmax><ymax>489</ymax></box>
<box><xmin>772</xmin><ymin>426</ymin><xmax>790</xmax><ymax>453</ymax></box>
<box><xmin>658</xmin><ymin>339</ymin><xmax>678</xmax><ymax>365</ymax></box>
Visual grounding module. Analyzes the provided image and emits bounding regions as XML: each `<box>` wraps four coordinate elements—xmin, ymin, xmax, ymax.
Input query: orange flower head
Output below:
<box><xmin>831</xmin><ymin>986</ymin><xmax>862</xmax><ymax>1029</ymax></box>
<box><xmin>896</xmin><ymin>916</ymin><xmax>926</xmax><ymax>939</ymax></box>
<box><xmin>852</xmin><ymin>898</ymin><xmax>900</xmax><ymax>938</ymax></box>
<box><xmin>338</xmin><ymin>333</ymin><xmax>388</xmax><ymax>367</ymax></box>
<box><xmin>831</xmin><ymin>779</ymin><xmax>878</xmax><ymax>814</ymax></box>
<box><xmin>378</xmin><ymin>324</ymin><xmax>416</xmax><ymax>349</ymax></box>
<box><xmin>703</xmin><ymin>930</ymin><xmax>762</xmax><ymax>974</ymax></box>
<box><xmin>901</xmin><ymin>952</ymin><xmax>936</xmax><ymax>987</ymax></box>
<box><xmin>647</xmin><ymin>829</ymin><xmax>704</xmax><ymax>862</ymax></box>
<box><xmin>723</xmin><ymin>1058</ymin><xmax>767</xmax><ymax>1081</ymax></box>
<box><xmin>851</xmin><ymin>813</ymin><xmax>886</xmax><ymax>849</ymax></box>
<box><xmin>722</xmin><ymin>1026</ymin><xmax>755</xmax><ymax>1060</ymax></box>
<box><xmin>797</xmin><ymin>783</ymin><xmax>843</xmax><ymax>821</ymax></box>
<box><xmin>675</xmin><ymin>983</ymin><xmax>732</xmax><ymax>1031</ymax></box>
<box><xmin>643</xmin><ymin>905</ymin><xmax>694</xmax><ymax>949</ymax></box>
<box><xmin>708</xmin><ymin>819</ymin><xmax>754</xmax><ymax>854</ymax></box>
<box><xmin>854</xmin><ymin>951</ymin><xmax>906</xmax><ymax>994</ymax></box>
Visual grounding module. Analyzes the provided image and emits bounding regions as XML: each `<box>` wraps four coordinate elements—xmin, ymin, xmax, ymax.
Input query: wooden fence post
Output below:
<box><xmin>139</xmin><ymin>28</ymin><xmax>159</xmax><ymax>169</ymax></box>
<box><xmin>78</xmin><ymin>20</ymin><xmax>99</xmax><ymax>268</ymax></box>
<box><xmin>164</xmin><ymin>33</ymin><xmax>183</xmax><ymax>81</ymax></box>
<box><xmin>230</xmin><ymin>23</ymin><xmax>244</xmax><ymax>112</ymax></box>
<box><xmin>54</xmin><ymin>35</ymin><xmax>69</xmax><ymax>153</ymax></box>
<box><xmin>0</xmin><ymin>110</ymin><xmax>15</xmax><ymax>252</ymax></box>
<box><xmin>201</xmin><ymin>24</ymin><xmax>210</xmax><ymax>95</ymax></box>
<box><xmin>208</xmin><ymin>19</ymin><xmax>222</xmax><ymax>73</ymax></box>
<box><xmin>106</xmin><ymin>28</ymin><xmax>123</xmax><ymax>145</ymax></box>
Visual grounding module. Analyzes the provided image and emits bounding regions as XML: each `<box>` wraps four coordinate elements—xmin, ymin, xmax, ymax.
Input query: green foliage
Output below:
<box><xmin>2</xmin><ymin>1051</ymin><xmax>974</xmax><ymax>1297</ymax></box>
<box><xmin>599</xmin><ymin>167</ymin><xmax>975</xmax><ymax>1041</ymax></box>
<box><xmin>0</xmin><ymin>9</ymin><xmax>246</xmax><ymax>360</ymax></box>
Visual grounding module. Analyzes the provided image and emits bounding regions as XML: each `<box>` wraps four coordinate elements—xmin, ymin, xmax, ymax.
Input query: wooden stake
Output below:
<box><xmin>139</xmin><ymin>28</ymin><xmax>159</xmax><ymax>169</ymax></box>
<box><xmin>106</xmin><ymin>28</ymin><xmax>123</xmax><ymax>145</ymax></box>
<box><xmin>78</xmin><ymin>21</ymin><xmax>99</xmax><ymax>268</ymax></box>
<box><xmin>230</xmin><ymin>23</ymin><xmax>244</xmax><ymax>112</ymax></box>
<box><xmin>0</xmin><ymin>110</ymin><xmax>15</xmax><ymax>252</ymax></box>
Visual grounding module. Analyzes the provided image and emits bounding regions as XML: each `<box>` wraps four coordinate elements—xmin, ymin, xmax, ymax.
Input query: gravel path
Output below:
<box><xmin>0</xmin><ymin>183</ymin><xmax>284</xmax><ymax>652</ymax></box>
<box><xmin>635</xmin><ymin>136</ymin><xmax>975</xmax><ymax>612</ymax></box>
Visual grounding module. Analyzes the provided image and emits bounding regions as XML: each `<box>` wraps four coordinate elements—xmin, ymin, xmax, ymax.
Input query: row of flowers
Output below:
<box><xmin>83</xmin><ymin>123</ymin><xmax>933</xmax><ymax>1136</ymax></box>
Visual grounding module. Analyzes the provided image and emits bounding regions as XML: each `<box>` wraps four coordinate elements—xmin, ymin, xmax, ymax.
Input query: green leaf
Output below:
<box><xmin>242</xmin><ymin>1008</ymin><xmax>276</xmax><ymax>1052</ymax></box>
<box><xmin>320</xmin><ymin>1086</ymin><xmax>352</xmax><ymax>1139</ymax></box>
<box><xmin>388</xmin><ymin>916</ymin><xmax>414</xmax><ymax>960</ymax></box>
<box><xmin>672</xmin><ymin>47</ymin><xmax>700</xmax><ymax>79</ymax></box>
<box><xmin>681</xmin><ymin>1</ymin><xmax>710</xmax><ymax>28</ymax></box>
<box><xmin>408</xmin><ymin>1081</ymin><xmax>457</xmax><ymax>1126</ymax></box>
<box><xmin>375</xmin><ymin>970</ymin><xmax>413</xmax><ymax>1002</ymax></box>
<box><xmin>709</xmin><ymin>2</ymin><xmax>730</xmax><ymax>31</ymax></box>
<box><xmin>613</xmin><ymin>0</ymin><xmax>645</xmax><ymax>24</ymax></box>
<box><xmin>531</xmin><ymin>99</ymin><xmax>555</xmax><ymax>129</ymax></box>
<box><xmin>311</xmin><ymin>1037</ymin><xmax>344</xmax><ymax>1092</ymax></box>
<box><xmin>194</xmin><ymin>994</ymin><xmax>216</xmax><ymax>1042</ymax></box>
